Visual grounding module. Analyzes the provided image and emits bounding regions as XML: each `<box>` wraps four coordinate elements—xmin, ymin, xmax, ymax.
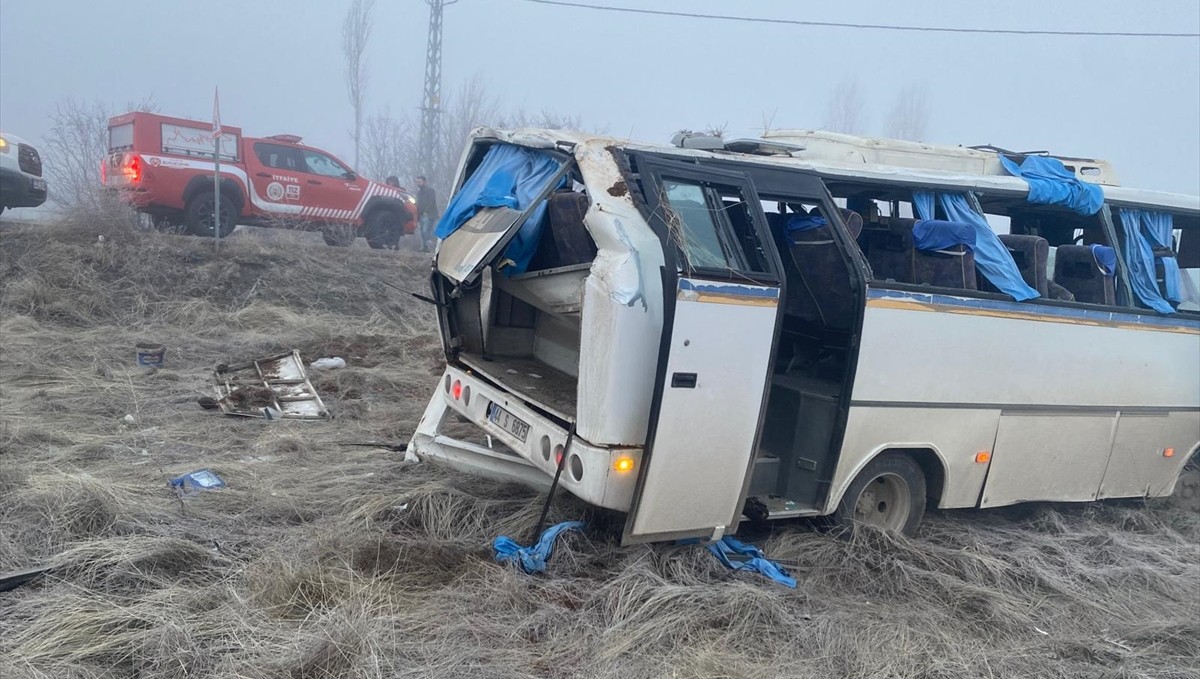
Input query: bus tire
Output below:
<box><xmin>1169</xmin><ymin>453</ymin><xmax>1200</xmax><ymax>514</ymax></box>
<box><xmin>321</xmin><ymin>223</ymin><xmax>356</xmax><ymax>247</ymax></box>
<box><xmin>364</xmin><ymin>209</ymin><xmax>400</xmax><ymax>250</ymax></box>
<box><xmin>832</xmin><ymin>452</ymin><xmax>927</xmax><ymax>536</ymax></box>
<box><xmin>184</xmin><ymin>192</ymin><xmax>236</xmax><ymax>238</ymax></box>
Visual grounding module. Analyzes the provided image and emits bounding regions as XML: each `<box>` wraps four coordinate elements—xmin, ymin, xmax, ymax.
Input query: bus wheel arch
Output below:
<box><xmin>1168</xmin><ymin>445</ymin><xmax>1200</xmax><ymax>513</ymax></box>
<box><xmin>830</xmin><ymin>446</ymin><xmax>946</xmax><ymax>536</ymax></box>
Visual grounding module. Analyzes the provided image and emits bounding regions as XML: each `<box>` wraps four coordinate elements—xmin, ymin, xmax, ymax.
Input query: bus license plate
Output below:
<box><xmin>487</xmin><ymin>402</ymin><xmax>529</xmax><ymax>442</ymax></box>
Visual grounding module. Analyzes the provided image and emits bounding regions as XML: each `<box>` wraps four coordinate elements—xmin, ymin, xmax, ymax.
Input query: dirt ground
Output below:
<box><xmin>1</xmin><ymin>218</ymin><xmax>1197</xmax><ymax>678</ymax></box>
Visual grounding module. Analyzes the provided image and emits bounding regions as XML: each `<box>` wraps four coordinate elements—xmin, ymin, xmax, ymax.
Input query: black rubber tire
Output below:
<box><xmin>184</xmin><ymin>192</ymin><xmax>236</xmax><ymax>238</ymax></box>
<box><xmin>321</xmin><ymin>223</ymin><xmax>356</xmax><ymax>247</ymax></box>
<box><xmin>831</xmin><ymin>452</ymin><xmax>927</xmax><ymax>536</ymax></box>
<box><xmin>364</xmin><ymin>210</ymin><xmax>401</xmax><ymax>250</ymax></box>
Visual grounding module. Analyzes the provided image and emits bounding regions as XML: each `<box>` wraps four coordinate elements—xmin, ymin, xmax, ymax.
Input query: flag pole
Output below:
<box><xmin>213</xmin><ymin>87</ymin><xmax>221</xmax><ymax>253</ymax></box>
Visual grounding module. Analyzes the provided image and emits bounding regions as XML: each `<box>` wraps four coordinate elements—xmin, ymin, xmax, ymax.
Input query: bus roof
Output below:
<box><xmin>470</xmin><ymin>127</ymin><xmax>1200</xmax><ymax>216</ymax></box>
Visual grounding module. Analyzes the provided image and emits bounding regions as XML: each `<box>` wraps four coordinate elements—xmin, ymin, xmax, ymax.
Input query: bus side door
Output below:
<box><xmin>622</xmin><ymin>159</ymin><xmax>784</xmax><ymax>544</ymax></box>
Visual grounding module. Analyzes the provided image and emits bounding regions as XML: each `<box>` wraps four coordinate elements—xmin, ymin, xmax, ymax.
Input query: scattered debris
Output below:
<box><xmin>212</xmin><ymin>351</ymin><xmax>330</xmax><ymax>420</ymax></box>
<box><xmin>697</xmin><ymin>536</ymin><xmax>797</xmax><ymax>588</ymax></box>
<box><xmin>135</xmin><ymin>342</ymin><xmax>166</xmax><ymax>367</ymax></box>
<box><xmin>122</xmin><ymin>414</ymin><xmax>137</xmax><ymax>425</ymax></box>
<box><xmin>493</xmin><ymin>520</ymin><xmax>585</xmax><ymax>573</ymax></box>
<box><xmin>309</xmin><ymin>356</ymin><xmax>347</xmax><ymax>371</ymax></box>
<box><xmin>0</xmin><ymin>565</ymin><xmax>52</xmax><ymax>593</ymax></box>
<box><xmin>336</xmin><ymin>441</ymin><xmax>407</xmax><ymax>452</ymax></box>
<box><xmin>197</xmin><ymin>396</ymin><xmax>219</xmax><ymax>410</ymax></box>
<box><xmin>169</xmin><ymin>469</ymin><xmax>226</xmax><ymax>495</ymax></box>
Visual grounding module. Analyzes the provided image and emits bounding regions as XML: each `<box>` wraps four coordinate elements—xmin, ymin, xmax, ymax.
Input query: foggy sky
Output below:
<box><xmin>1</xmin><ymin>0</ymin><xmax>1198</xmax><ymax>194</ymax></box>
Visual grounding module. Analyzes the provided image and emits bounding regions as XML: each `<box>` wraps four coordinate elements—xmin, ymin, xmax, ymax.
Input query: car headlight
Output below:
<box><xmin>0</xmin><ymin>137</ymin><xmax>9</xmax><ymax>153</ymax></box>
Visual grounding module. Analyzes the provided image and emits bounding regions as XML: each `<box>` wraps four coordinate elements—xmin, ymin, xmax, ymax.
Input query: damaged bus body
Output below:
<box><xmin>410</xmin><ymin>128</ymin><xmax>1200</xmax><ymax>544</ymax></box>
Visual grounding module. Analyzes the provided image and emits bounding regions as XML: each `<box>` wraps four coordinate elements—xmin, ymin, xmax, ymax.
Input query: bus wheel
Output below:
<box><xmin>321</xmin><ymin>223</ymin><xmax>356</xmax><ymax>247</ymax></box>
<box><xmin>185</xmin><ymin>193</ymin><xmax>236</xmax><ymax>238</ymax></box>
<box><xmin>1169</xmin><ymin>454</ymin><xmax>1200</xmax><ymax>514</ymax></box>
<box><xmin>833</xmin><ymin>453</ymin><xmax>927</xmax><ymax>536</ymax></box>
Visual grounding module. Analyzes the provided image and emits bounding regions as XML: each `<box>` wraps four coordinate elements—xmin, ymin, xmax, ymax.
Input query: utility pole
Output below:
<box><xmin>418</xmin><ymin>0</ymin><xmax>455</xmax><ymax>177</ymax></box>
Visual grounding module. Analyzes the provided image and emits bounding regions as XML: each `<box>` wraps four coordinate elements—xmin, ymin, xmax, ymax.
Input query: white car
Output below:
<box><xmin>0</xmin><ymin>131</ymin><xmax>48</xmax><ymax>216</ymax></box>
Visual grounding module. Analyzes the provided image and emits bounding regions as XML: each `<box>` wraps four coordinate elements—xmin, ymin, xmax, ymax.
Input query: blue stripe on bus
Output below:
<box><xmin>680</xmin><ymin>279</ymin><xmax>780</xmax><ymax>299</ymax></box>
<box><xmin>867</xmin><ymin>287</ymin><xmax>1200</xmax><ymax>331</ymax></box>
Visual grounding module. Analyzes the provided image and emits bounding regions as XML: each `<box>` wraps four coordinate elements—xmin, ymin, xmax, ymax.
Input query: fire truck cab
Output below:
<box><xmin>104</xmin><ymin>111</ymin><xmax>416</xmax><ymax>247</ymax></box>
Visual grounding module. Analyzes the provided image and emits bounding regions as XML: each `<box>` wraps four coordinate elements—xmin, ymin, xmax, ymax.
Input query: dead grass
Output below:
<box><xmin>1</xmin><ymin>219</ymin><xmax>1197</xmax><ymax>678</ymax></box>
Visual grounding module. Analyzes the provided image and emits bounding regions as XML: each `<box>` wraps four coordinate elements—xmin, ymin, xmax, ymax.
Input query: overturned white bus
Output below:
<box><xmin>409</xmin><ymin>128</ymin><xmax>1200</xmax><ymax>544</ymax></box>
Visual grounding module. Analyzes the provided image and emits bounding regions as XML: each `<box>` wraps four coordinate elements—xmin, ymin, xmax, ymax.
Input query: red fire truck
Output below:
<box><xmin>103</xmin><ymin>112</ymin><xmax>415</xmax><ymax>248</ymax></box>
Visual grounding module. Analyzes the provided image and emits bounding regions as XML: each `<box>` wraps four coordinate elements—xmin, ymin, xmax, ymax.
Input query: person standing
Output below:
<box><xmin>415</xmin><ymin>175</ymin><xmax>438</xmax><ymax>252</ymax></box>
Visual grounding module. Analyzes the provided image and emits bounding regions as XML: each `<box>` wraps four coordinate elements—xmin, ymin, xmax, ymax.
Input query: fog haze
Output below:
<box><xmin>2</xmin><ymin>0</ymin><xmax>1197</xmax><ymax>193</ymax></box>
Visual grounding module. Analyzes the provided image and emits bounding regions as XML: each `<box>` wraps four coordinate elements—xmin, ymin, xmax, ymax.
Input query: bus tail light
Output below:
<box><xmin>451</xmin><ymin>379</ymin><xmax>462</xmax><ymax>400</ymax></box>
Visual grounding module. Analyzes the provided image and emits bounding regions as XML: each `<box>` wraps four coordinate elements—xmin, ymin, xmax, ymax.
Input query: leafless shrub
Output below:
<box><xmin>885</xmin><ymin>83</ymin><xmax>932</xmax><ymax>142</ymax></box>
<box><xmin>823</xmin><ymin>77</ymin><xmax>867</xmax><ymax>135</ymax></box>
<box><xmin>342</xmin><ymin>0</ymin><xmax>376</xmax><ymax>171</ymax></box>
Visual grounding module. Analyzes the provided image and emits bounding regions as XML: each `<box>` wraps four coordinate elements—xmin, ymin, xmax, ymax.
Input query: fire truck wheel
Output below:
<box><xmin>185</xmin><ymin>193</ymin><xmax>236</xmax><ymax>238</ymax></box>
<box><xmin>321</xmin><ymin>224</ymin><xmax>357</xmax><ymax>247</ymax></box>
<box><xmin>364</xmin><ymin>209</ymin><xmax>401</xmax><ymax>250</ymax></box>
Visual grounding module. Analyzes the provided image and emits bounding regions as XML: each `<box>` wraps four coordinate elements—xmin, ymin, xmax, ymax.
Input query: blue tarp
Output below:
<box><xmin>434</xmin><ymin>144</ymin><xmax>564</xmax><ymax>275</ymax></box>
<box><xmin>999</xmin><ymin>155</ymin><xmax>1105</xmax><ymax>216</ymax></box>
<box><xmin>913</xmin><ymin>191</ymin><xmax>1041</xmax><ymax>301</ymax></box>
<box><xmin>1118</xmin><ymin>209</ymin><xmax>1177</xmax><ymax>314</ymax></box>
<box><xmin>705</xmin><ymin>536</ymin><xmax>797</xmax><ymax>588</ymax></box>
<box><xmin>912</xmin><ymin>219</ymin><xmax>976</xmax><ymax>252</ymax></box>
<box><xmin>493</xmin><ymin>521</ymin><xmax>584</xmax><ymax>573</ymax></box>
<box><xmin>1089</xmin><ymin>244</ymin><xmax>1117</xmax><ymax>277</ymax></box>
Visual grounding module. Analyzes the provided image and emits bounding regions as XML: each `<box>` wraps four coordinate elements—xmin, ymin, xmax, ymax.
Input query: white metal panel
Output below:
<box><xmin>853</xmin><ymin>300</ymin><xmax>1200</xmax><ymax>409</ymax></box>
<box><xmin>1099</xmin><ymin>412</ymin><xmax>1200</xmax><ymax>499</ymax></box>
<box><xmin>981</xmin><ymin>413</ymin><xmax>1116</xmax><ymax>507</ymax></box>
<box><xmin>626</xmin><ymin>280</ymin><xmax>778</xmax><ymax>540</ymax></box>
<box><xmin>829</xmin><ymin>406</ymin><xmax>1001</xmax><ymax>512</ymax></box>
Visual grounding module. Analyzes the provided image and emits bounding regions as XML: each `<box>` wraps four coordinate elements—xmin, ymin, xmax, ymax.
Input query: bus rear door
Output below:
<box><xmin>623</xmin><ymin>158</ymin><xmax>784</xmax><ymax>544</ymax></box>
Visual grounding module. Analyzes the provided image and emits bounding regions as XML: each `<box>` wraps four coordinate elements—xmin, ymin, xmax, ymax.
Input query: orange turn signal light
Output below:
<box><xmin>614</xmin><ymin>456</ymin><xmax>635</xmax><ymax>473</ymax></box>
<box><xmin>1163</xmin><ymin>448</ymin><xmax>1175</xmax><ymax>458</ymax></box>
<box><xmin>975</xmin><ymin>451</ymin><xmax>991</xmax><ymax>464</ymax></box>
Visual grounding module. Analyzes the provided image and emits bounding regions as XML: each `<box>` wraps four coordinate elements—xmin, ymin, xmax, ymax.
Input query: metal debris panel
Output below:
<box><xmin>214</xmin><ymin>350</ymin><xmax>330</xmax><ymax>420</ymax></box>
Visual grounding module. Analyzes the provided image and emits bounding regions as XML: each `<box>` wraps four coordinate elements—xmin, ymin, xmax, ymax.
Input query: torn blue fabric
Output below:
<box><xmin>1089</xmin><ymin>244</ymin><xmax>1117</xmax><ymax>277</ymax></box>
<box><xmin>913</xmin><ymin>191</ymin><xmax>1040</xmax><ymax>301</ymax></box>
<box><xmin>999</xmin><ymin>155</ymin><xmax>1104</xmax><ymax>216</ymax></box>
<box><xmin>912</xmin><ymin>219</ymin><xmax>976</xmax><ymax>253</ymax></box>
<box><xmin>706</xmin><ymin>536</ymin><xmax>797</xmax><ymax>588</ymax></box>
<box><xmin>433</xmin><ymin>144</ymin><xmax>564</xmax><ymax>275</ymax></box>
<box><xmin>1118</xmin><ymin>209</ymin><xmax>1176</xmax><ymax>314</ymax></box>
<box><xmin>493</xmin><ymin>521</ymin><xmax>585</xmax><ymax>574</ymax></box>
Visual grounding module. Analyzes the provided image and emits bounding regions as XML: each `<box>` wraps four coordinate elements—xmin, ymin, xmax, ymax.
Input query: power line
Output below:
<box><xmin>518</xmin><ymin>0</ymin><xmax>1200</xmax><ymax>38</ymax></box>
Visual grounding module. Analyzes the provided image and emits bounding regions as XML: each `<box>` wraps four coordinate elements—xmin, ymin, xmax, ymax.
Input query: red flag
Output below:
<box><xmin>212</xmin><ymin>87</ymin><xmax>221</xmax><ymax>141</ymax></box>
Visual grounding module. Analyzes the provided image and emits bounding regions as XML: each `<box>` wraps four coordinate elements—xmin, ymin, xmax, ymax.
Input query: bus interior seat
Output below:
<box><xmin>788</xmin><ymin>209</ymin><xmax>861</xmax><ymax>330</ymax></box>
<box><xmin>768</xmin><ymin>210</ymin><xmax>823</xmax><ymax>323</ymax></box>
<box><xmin>863</xmin><ymin>218</ymin><xmax>977</xmax><ymax>290</ymax></box>
<box><xmin>1054</xmin><ymin>244</ymin><xmax>1116</xmax><ymax>305</ymax></box>
<box><xmin>982</xmin><ymin>234</ymin><xmax>1049</xmax><ymax>297</ymax></box>
<box><xmin>527</xmin><ymin>190</ymin><xmax>598</xmax><ymax>270</ymax></box>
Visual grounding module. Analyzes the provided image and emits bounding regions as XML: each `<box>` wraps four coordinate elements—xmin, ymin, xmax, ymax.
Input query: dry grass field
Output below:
<box><xmin>1</xmin><ymin>217</ymin><xmax>1197</xmax><ymax>678</ymax></box>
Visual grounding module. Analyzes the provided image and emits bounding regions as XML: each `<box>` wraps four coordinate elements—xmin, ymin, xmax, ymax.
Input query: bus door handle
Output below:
<box><xmin>307</xmin><ymin>179</ymin><xmax>322</xmax><ymax>185</ymax></box>
<box><xmin>671</xmin><ymin>372</ymin><xmax>697</xmax><ymax>388</ymax></box>
<box><xmin>255</xmin><ymin>172</ymin><xmax>271</xmax><ymax>178</ymax></box>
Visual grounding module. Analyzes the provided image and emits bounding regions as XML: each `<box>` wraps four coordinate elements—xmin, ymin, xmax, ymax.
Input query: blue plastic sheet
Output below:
<box><xmin>707</xmin><ymin>536</ymin><xmax>797</xmax><ymax>588</ymax></box>
<box><xmin>913</xmin><ymin>191</ymin><xmax>1040</xmax><ymax>301</ymax></box>
<box><xmin>1118</xmin><ymin>209</ymin><xmax>1177</xmax><ymax>314</ymax></box>
<box><xmin>999</xmin><ymin>155</ymin><xmax>1104</xmax><ymax>216</ymax></box>
<box><xmin>912</xmin><ymin>219</ymin><xmax>976</xmax><ymax>252</ymax></box>
<box><xmin>493</xmin><ymin>521</ymin><xmax>585</xmax><ymax>574</ymax></box>
<box><xmin>1089</xmin><ymin>244</ymin><xmax>1117</xmax><ymax>277</ymax></box>
<box><xmin>434</xmin><ymin>144</ymin><xmax>565</xmax><ymax>275</ymax></box>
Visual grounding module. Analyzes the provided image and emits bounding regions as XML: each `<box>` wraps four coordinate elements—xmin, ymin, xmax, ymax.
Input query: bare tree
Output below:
<box><xmin>342</xmin><ymin>0</ymin><xmax>375</xmax><ymax>171</ymax></box>
<box><xmin>42</xmin><ymin>97</ymin><xmax>156</xmax><ymax>215</ymax></box>
<box><xmin>359</xmin><ymin>108</ymin><xmax>413</xmax><ymax>183</ymax></box>
<box><xmin>885</xmin><ymin>83</ymin><xmax>931</xmax><ymax>141</ymax></box>
<box><xmin>823</xmin><ymin>78</ymin><xmax>866</xmax><ymax>135</ymax></box>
